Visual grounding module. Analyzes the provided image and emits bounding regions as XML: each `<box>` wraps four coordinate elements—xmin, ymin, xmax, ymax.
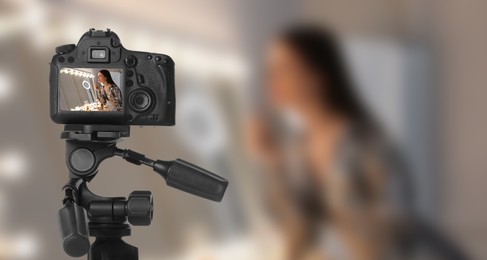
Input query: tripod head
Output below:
<box><xmin>58</xmin><ymin>124</ymin><xmax>228</xmax><ymax>259</ymax></box>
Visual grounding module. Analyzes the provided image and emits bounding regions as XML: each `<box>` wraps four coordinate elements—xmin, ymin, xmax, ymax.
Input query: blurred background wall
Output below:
<box><xmin>0</xmin><ymin>0</ymin><xmax>485</xmax><ymax>259</ymax></box>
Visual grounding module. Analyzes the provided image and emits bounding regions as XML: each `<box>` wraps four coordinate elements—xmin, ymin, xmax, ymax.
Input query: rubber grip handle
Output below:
<box><xmin>156</xmin><ymin>159</ymin><xmax>228</xmax><ymax>202</ymax></box>
<box><xmin>59</xmin><ymin>201</ymin><xmax>91</xmax><ymax>257</ymax></box>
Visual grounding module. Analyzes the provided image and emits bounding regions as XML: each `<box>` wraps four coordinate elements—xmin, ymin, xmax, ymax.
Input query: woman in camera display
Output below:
<box><xmin>95</xmin><ymin>70</ymin><xmax>122</xmax><ymax>111</ymax></box>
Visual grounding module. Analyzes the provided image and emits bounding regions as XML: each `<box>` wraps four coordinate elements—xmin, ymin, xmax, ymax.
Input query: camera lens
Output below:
<box><xmin>129</xmin><ymin>89</ymin><xmax>152</xmax><ymax>112</ymax></box>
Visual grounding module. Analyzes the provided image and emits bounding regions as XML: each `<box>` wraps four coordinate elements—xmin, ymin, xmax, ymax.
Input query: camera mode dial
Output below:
<box><xmin>56</xmin><ymin>44</ymin><xmax>76</xmax><ymax>55</ymax></box>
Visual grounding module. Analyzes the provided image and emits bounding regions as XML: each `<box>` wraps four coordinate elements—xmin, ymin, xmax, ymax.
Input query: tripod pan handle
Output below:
<box><xmin>154</xmin><ymin>159</ymin><xmax>228</xmax><ymax>202</ymax></box>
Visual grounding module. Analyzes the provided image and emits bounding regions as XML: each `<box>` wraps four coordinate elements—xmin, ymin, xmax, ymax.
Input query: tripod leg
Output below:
<box><xmin>89</xmin><ymin>238</ymin><xmax>138</xmax><ymax>260</ymax></box>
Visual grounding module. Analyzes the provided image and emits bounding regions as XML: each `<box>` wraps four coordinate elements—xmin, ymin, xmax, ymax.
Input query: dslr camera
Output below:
<box><xmin>50</xmin><ymin>28</ymin><xmax>175</xmax><ymax>125</ymax></box>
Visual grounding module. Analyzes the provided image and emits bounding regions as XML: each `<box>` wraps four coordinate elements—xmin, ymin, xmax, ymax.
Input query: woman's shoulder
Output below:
<box><xmin>336</xmin><ymin>119</ymin><xmax>409</xmax><ymax>183</ymax></box>
<box><xmin>109</xmin><ymin>84</ymin><xmax>121</xmax><ymax>92</ymax></box>
<box><xmin>337</xmin><ymin>119</ymin><xmax>414</xmax><ymax>206</ymax></box>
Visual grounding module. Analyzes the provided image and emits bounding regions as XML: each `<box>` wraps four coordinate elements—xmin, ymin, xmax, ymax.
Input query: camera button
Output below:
<box><xmin>126</xmin><ymin>80</ymin><xmax>134</xmax><ymax>87</ymax></box>
<box><xmin>129</xmin><ymin>89</ymin><xmax>152</xmax><ymax>112</ymax></box>
<box><xmin>111</xmin><ymin>38</ymin><xmax>120</xmax><ymax>48</ymax></box>
<box><xmin>137</xmin><ymin>74</ymin><xmax>145</xmax><ymax>84</ymax></box>
<box><xmin>126</xmin><ymin>70</ymin><xmax>134</xmax><ymax>78</ymax></box>
<box><xmin>125</xmin><ymin>56</ymin><xmax>137</xmax><ymax>67</ymax></box>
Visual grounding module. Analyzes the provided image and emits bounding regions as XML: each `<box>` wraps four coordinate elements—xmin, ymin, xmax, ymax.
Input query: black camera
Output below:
<box><xmin>50</xmin><ymin>28</ymin><xmax>175</xmax><ymax>125</ymax></box>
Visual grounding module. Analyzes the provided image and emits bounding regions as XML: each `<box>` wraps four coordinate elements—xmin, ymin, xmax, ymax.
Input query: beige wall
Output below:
<box><xmin>302</xmin><ymin>0</ymin><xmax>487</xmax><ymax>258</ymax></box>
<box><xmin>434</xmin><ymin>1</ymin><xmax>487</xmax><ymax>258</ymax></box>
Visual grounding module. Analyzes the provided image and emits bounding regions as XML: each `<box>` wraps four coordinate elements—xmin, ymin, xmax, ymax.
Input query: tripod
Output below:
<box><xmin>58</xmin><ymin>125</ymin><xmax>228</xmax><ymax>260</ymax></box>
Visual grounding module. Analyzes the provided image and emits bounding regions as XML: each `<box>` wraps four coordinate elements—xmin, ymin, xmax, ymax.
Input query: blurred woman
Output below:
<box><xmin>247</xmin><ymin>25</ymin><xmax>413</xmax><ymax>260</ymax></box>
<box><xmin>96</xmin><ymin>69</ymin><xmax>122</xmax><ymax>111</ymax></box>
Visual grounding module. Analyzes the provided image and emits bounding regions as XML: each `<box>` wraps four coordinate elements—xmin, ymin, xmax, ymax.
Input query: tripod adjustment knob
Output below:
<box><xmin>126</xmin><ymin>191</ymin><xmax>153</xmax><ymax>226</ymax></box>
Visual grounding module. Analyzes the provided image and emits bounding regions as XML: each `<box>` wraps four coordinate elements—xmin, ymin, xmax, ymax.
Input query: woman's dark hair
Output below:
<box><xmin>276</xmin><ymin>26</ymin><xmax>379</xmax><ymax>252</ymax></box>
<box><xmin>280</xmin><ymin>25</ymin><xmax>369</xmax><ymax>122</ymax></box>
<box><xmin>99</xmin><ymin>70</ymin><xmax>117</xmax><ymax>85</ymax></box>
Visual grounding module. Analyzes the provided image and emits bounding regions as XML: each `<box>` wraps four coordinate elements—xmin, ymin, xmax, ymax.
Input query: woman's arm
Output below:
<box><xmin>325</xmin><ymin>132</ymin><xmax>404</xmax><ymax>260</ymax></box>
<box><xmin>94</xmin><ymin>83</ymin><xmax>106</xmax><ymax>105</ymax></box>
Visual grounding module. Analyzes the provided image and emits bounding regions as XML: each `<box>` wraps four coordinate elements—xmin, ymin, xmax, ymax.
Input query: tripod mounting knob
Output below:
<box><xmin>126</xmin><ymin>191</ymin><xmax>153</xmax><ymax>226</ymax></box>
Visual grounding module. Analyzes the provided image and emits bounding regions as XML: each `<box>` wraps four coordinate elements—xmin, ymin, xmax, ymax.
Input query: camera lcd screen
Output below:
<box><xmin>59</xmin><ymin>68</ymin><xmax>124</xmax><ymax>112</ymax></box>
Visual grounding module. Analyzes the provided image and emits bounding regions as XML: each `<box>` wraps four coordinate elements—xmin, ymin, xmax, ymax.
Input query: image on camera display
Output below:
<box><xmin>59</xmin><ymin>67</ymin><xmax>123</xmax><ymax>112</ymax></box>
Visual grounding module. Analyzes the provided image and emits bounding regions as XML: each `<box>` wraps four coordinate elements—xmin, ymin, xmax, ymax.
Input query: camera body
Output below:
<box><xmin>50</xmin><ymin>28</ymin><xmax>175</xmax><ymax>125</ymax></box>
